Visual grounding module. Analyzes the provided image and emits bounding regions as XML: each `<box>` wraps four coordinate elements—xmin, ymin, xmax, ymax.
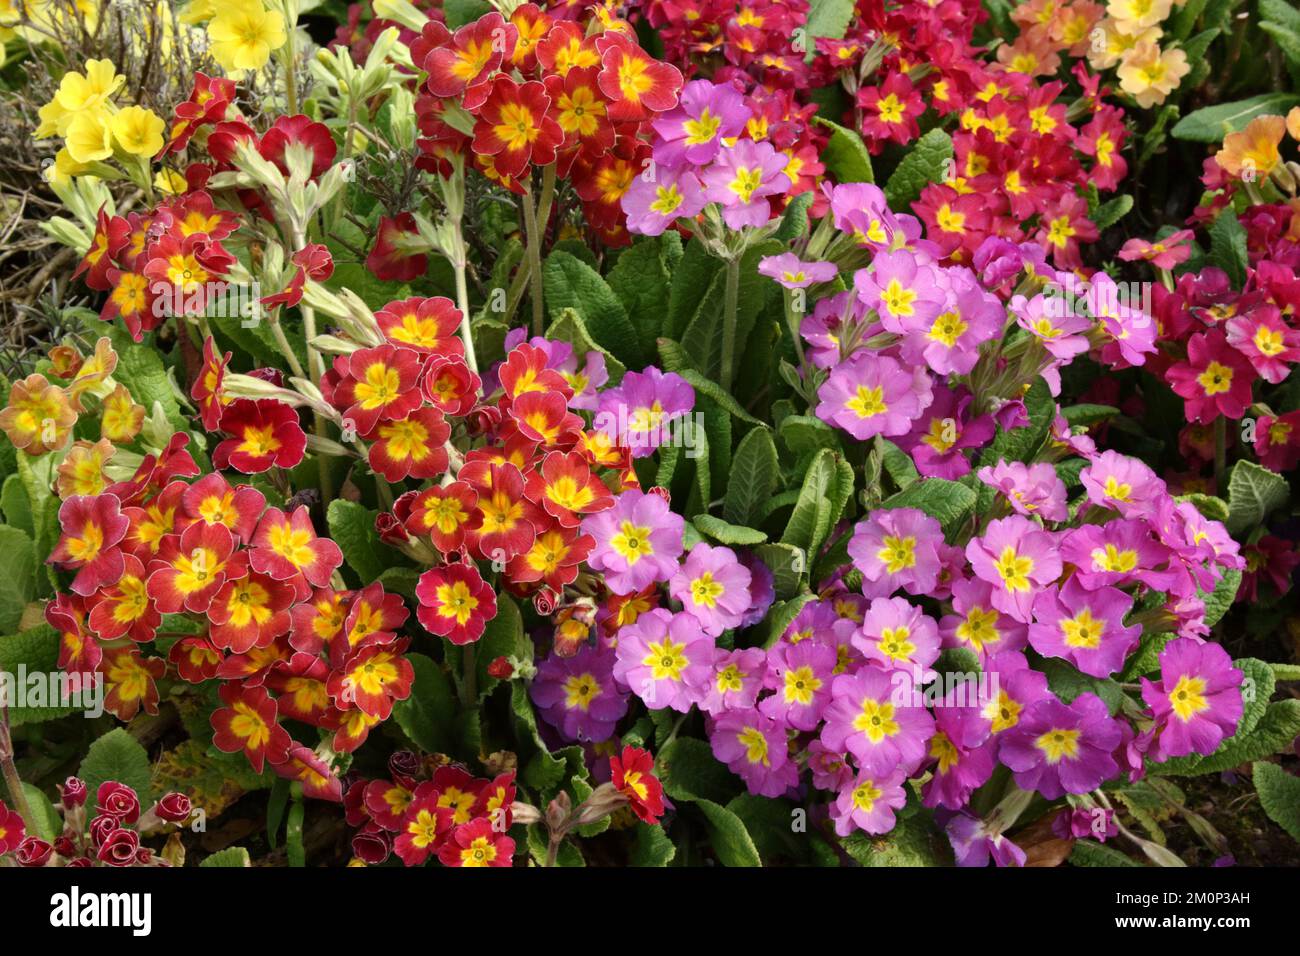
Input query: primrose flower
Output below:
<box><xmin>210</xmin><ymin>682</ymin><xmax>291</xmax><ymax>773</ymax></box>
<box><xmin>998</xmin><ymin>692</ymin><xmax>1122</xmax><ymax>799</ymax></box>
<box><xmin>976</xmin><ymin>460</ymin><xmax>1068</xmax><ymax>522</ymax></box>
<box><xmin>0</xmin><ymin>373</ymin><xmax>77</xmax><ymax>454</ymax></box>
<box><xmin>651</xmin><ymin>79</ymin><xmax>749</xmax><ymax>167</ymax></box>
<box><xmin>1011</xmin><ymin>293</ymin><xmax>1092</xmax><ymax>363</ymax></box>
<box><xmin>832</xmin><ymin>771</ymin><xmax>908</xmax><ymax>836</ymax></box>
<box><xmin>855</xmin><ymin>250</ymin><xmax>946</xmax><ymax>334</ymax></box>
<box><xmin>611</xmin><ymin>746</ymin><xmax>666</xmax><ymax>824</ymax></box>
<box><xmin>760</xmin><ymin>639</ymin><xmax>836</xmax><ymax>731</ymax></box>
<box><xmin>622</xmin><ymin>166</ymin><xmax>706</xmax><ymax>236</ymax></box>
<box><xmin>1079</xmin><ymin>449</ymin><xmax>1164</xmax><ymax>518</ymax></box>
<box><xmin>583</xmin><ymin>490</ymin><xmax>684</xmax><ymax>594</ymax></box>
<box><xmin>1254</xmin><ymin>411</ymin><xmax>1300</xmax><ymax>472</ymax></box>
<box><xmin>1059</xmin><ymin>519</ymin><xmax>1177</xmax><ymax>591</ymax></box>
<box><xmin>595</xmin><ymin>366</ymin><xmax>695</xmax><ymax>458</ymax></box>
<box><xmin>1116</xmin><ymin>42</ymin><xmax>1190</xmax><ymax>108</ymax></box>
<box><xmin>1087</xmin><ymin>273</ymin><xmax>1158</xmax><ymax>368</ymax></box>
<box><xmin>471</xmin><ymin>76</ymin><xmax>564</xmax><ymax>178</ymax></box>
<box><xmin>946</xmin><ymin>812</ymin><xmax>1027</xmax><ymax>868</ymax></box>
<box><xmin>700</xmin><ymin>138</ymin><xmax>791</xmax><ymax>230</ymax></box>
<box><xmin>757</xmin><ymin>253</ymin><xmax>838</xmax><ymax>290</ymax></box>
<box><xmin>1029</xmin><ymin>578</ymin><xmax>1141</xmax><ymax>678</ymax></box>
<box><xmin>854</xmin><ymin>597</ymin><xmax>941</xmax><ymax>674</ymax></box>
<box><xmin>816</xmin><ymin>351</ymin><xmax>933</xmax><ymax>441</ymax></box>
<box><xmin>668</xmin><ymin>542</ymin><xmax>753</xmax><ymax>636</ymax></box>
<box><xmin>438</xmin><ymin>818</ymin><xmax>515</xmax><ymax>868</ymax></box>
<box><xmin>51</xmin><ymin>494</ymin><xmax>130</xmax><ymax>596</ymax></box>
<box><xmin>376</xmin><ymin>296</ymin><xmax>465</xmax><ymax>356</ymax></box>
<box><xmin>1225</xmin><ymin>306</ymin><xmax>1300</xmax><ymax>384</ymax></box>
<box><xmin>1214</xmin><ymin>114</ymin><xmax>1285</xmax><ymax>180</ymax></box>
<box><xmin>612</xmin><ymin>608</ymin><xmax>713</xmax><ymax>712</ymax></box>
<box><xmin>415</xmin><ymin>562</ymin><xmax>498</xmax><ymax>646</ymax></box>
<box><xmin>213</xmin><ymin>399</ymin><xmax>307</xmax><ymax>474</ymax></box>
<box><xmin>183</xmin><ymin>472</ymin><xmax>266</xmax><ymax>544</ymax></box>
<box><xmin>1141</xmin><ymin>638</ymin><xmax>1244</xmax><ymax>761</ymax></box>
<box><xmin>207</xmin><ymin>0</ymin><xmax>287</xmax><ymax>74</ymax></box>
<box><xmin>820</xmin><ymin>666</ymin><xmax>934</xmax><ymax>779</ymax></box>
<box><xmin>899</xmin><ymin>385</ymin><xmax>995</xmax><ymax>479</ymax></box>
<box><xmin>595</xmin><ymin>32</ymin><xmax>683</xmax><ymax>121</ymax></box>
<box><xmin>249</xmin><ymin>506</ymin><xmax>344</xmax><ymax>594</ymax></box>
<box><xmin>847</xmin><ymin>507</ymin><xmax>945</xmax><ymax>597</ymax></box>
<box><xmin>324</xmin><ymin>345</ymin><xmax>425</xmax><ymax>435</ymax></box>
<box><xmin>527</xmin><ymin>451</ymin><xmax>614</xmax><ymax>527</ymax></box>
<box><xmin>531</xmin><ymin>643</ymin><xmax>628</xmax><ymax>743</ymax></box>
<box><xmin>940</xmin><ymin>577</ymin><xmax>1030</xmax><ymax>664</ymax></box>
<box><xmin>700</xmin><ymin>646</ymin><xmax>767</xmax><ymax>715</ymax></box>
<box><xmin>981</xmin><ymin>650</ymin><xmax>1054</xmax><ymax>737</ymax></box>
<box><xmin>922</xmin><ymin>684</ymin><xmax>995</xmax><ymax>810</ymax></box>
<box><xmin>208</xmin><ymin>571</ymin><xmax>294</xmax><ymax>655</ymax></box>
<box><xmin>366</xmin><ymin>406</ymin><xmax>451</xmax><ymax>483</ymax></box>
<box><xmin>1118</xmin><ymin>230</ymin><xmax>1194</xmax><ymax>270</ymax></box>
<box><xmin>708</xmin><ymin>708</ymin><xmax>799</xmax><ymax>798</ymax></box>
<box><xmin>965</xmin><ymin>516</ymin><xmax>1063</xmax><ymax>623</ymax></box>
<box><xmin>905</xmin><ymin>272</ymin><xmax>1004</xmax><ymax>376</ymax></box>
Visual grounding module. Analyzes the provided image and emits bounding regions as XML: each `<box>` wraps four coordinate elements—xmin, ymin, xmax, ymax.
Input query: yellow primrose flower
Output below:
<box><xmin>1116</xmin><ymin>42</ymin><xmax>1189</xmax><ymax>108</ymax></box>
<box><xmin>1106</xmin><ymin>0</ymin><xmax>1172</xmax><ymax>36</ymax></box>
<box><xmin>54</xmin><ymin>59</ymin><xmax>124</xmax><ymax>115</ymax></box>
<box><xmin>207</xmin><ymin>1</ymin><xmax>286</xmax><ymax>73</ymax></box>
<box><xmin>65</xmin><ymin>111</ymin><xmax>114</xmax><ymax>164</ymax></box>
<box><xmin>1215</xmin><ymin>115</ymin><xmax>1285</xmax><ymax>180</ymax></box>
<box><xmin>101</xmin><ymin>384</ymin><xmax>146</xmax><ymax>443</ymax></box>
<box><xmin>1087</xmin><ymin>19</ymin><xmax>1161</xmax><ymax>70</ymax></box>
<box><xmin>180</xmin><ymin>0</ymin><xmax>218</xmax><ymax>23</ymax></box>
<box><xmin>56</xmin><ymin>438</ymin><xmax>115</xmax><ymax>499</ymax></box>
<box><xmin>48</xmin><ymin>147</ymin><xmax>94</xmax><ymax>186</ymax></box>
<box><xmin>154</xmin><ymin>167</ymin><xmax>188</xmax><ymax>195</ymax></box>
<box><xmin>111</xmin><ymin>105</ymin><xmax>165</xmax><ymax>157</ymax></box>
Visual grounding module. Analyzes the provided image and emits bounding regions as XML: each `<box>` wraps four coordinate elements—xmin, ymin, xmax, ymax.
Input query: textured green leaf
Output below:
<box><xmin>79</xmin><ymin>728</ymin><xmax>154</xmax><ymax>806</ymax></box>
<box><xmin>1225</xmin><ymin>460</ymin><xmax>1288</xmax><ymax>534</ymax></box>
<box><xmin>544</xmin><ymin>250</ymin><xmax>644</xmax><ymax>368</ymax></box>
<box><xmin>1154</xmin><ymin>700</ymin><xmax>1300</xmax><ymax>776</ymax></box>
<box><xmin>781</xmin><ymin>448</ymin><xmax>854</xmax><ymax>561</ymax></box>
<box><xmin>840</xmin><ymin>813</ymin><xmax>946</xmax><ymax>866</ymax></box>
<box><xmin>696</xmin><ymin>798</ymin><xmax>762</xmax><ymax>867</ymax></box>
<box><xmin>1208</xmin><ymin>211</ymin><xmax>1249</xmax><ymax>289</ymax></box>
<box><xmin>1070</xmin><ymin>840</ymin><xmax>1143</xmax><ymax>866</ymax></box>
<box><xmin>666</xmin><ymin>239</ymin><xmax>724</xmax><ymax>340</ymax></box>
<box><xmin>693</xmin><ymin>514</ymin><xmax>767</xmax><ymax>546</ymax></box>
<box><xmin>1198</xmin><ymin>567</ymin><xmax>1241</xmax><ymax>628</ymax></box>
<box><xmin>391</xmin><ymin>653</ymin><xmax>457</xmax><ymax>755</ymax></box>
<box><xmin>657</xmin><ymin>737</ymin><xmax>743</xmax><ymax>805</ymax></box>
<box><xmin>0</xmin><ymin>525</ymin><xmax>35</xmax><ymax>634</ymax></box>
<box><xmin>546</xmin><ymin>307</ymin><xmax>627</xmax><ymax>384</ymax></box>
<box><xmin>326</xmin><ymin>499</ymin><xmax>403</xmax><ymax>584</ymax></box>
<box><xmin>629</xmin><ymin>821</ymin><xmax>676</xmax><ymax>866</ymax></box>
<box><xmin>1171</xmin><ymin>93</ymin><xmax>1300</xmax><ymax>142</ymax></box>
<box><xmin>881</xmin><ymin>478</ymin><xmax>976</xmax><ymax>536</ymax></box>
<box><xmin>1093</xmin><ymin>194</ymin><xmax>1134</xmax><ymax>232</ymax></box>
<box><xmin>606</xmin><ymin>236</ymin><xmax>674</xmax><ymax>366</ymax></box>
<box><xmin>200</xmin><ymin>846</ymin><xmax>252</xmax><ymax>867</ymax></box>
<box><xmin>815</xmin><ymin>116</ymin><xmax>875</xmax><ymax>184</ymax></box>
<box><xmin>1253</xmin><ymin>761</ymin><xmax>1300</xmax><ymax>842</ymax></box>
<box><xmin>676</xmin><ymin>366</ymin><xmax>767</xmax><ymax>427</ymax></box>
<box><xmin>21</xmin><ymin>783</ymin><xmax>61</xmax><ymax>842</ymax></box>
<box><xmin>0</xmin><ymin>624</ymin><xmax>81</xmax><ymax>725</ymax></box>
<box><xmin>884</xmin><ymin>128</ymin><xmax>953</xmax><ymax>210</ymax></box>
<box><xmin>778</xmin><ymin>414</ymin><xmax>842</xmax><ymax>458</ymax></box>
<box><xmin>724</xmin><ymin>427</ymin><xmax>780</xmax><ymax>527</ymax></box>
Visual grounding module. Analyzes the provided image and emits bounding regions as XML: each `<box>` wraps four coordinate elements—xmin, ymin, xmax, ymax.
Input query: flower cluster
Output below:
<box><xmin>0</xmin><ymin>778</ymin><xmax>193</xmax><ymax>868</ymax></box>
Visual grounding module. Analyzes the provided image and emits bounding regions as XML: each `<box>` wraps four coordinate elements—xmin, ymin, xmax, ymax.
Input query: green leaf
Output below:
<box><xmin>803</xmin><ymin>0</ymin><xmax>855</xmax><ymax>47</ymax></box>
<box><xmin>1171</xmin><ymin>93</ymin><xmax>1300</xmax><ymax>142</ymax></box>
<box><xmin>79</xmin><ymin>728</ymin><xmax>153</xmax><ymax>806</ymax></box>
<box><xmin>1253</xmin><ymin>761</ymin><xmax>1300</xmax><ymax>842</ymax></box>
<box><xmin>775</xmin><ymin>192</ymin><xmax>814</xmax><ymax>241</ymax></box>
<box><xmin>1039</xmin><ymin>657</ymin><xmax>1123</xmax><ymax>714</ymax></box>
<box><xmin>1092</xmin><ymin>194</ymin><xmax>1134</xmax><ymax>232</ymax></box>
<box><xmin>546</xmin><ymin>308</ymin><xmax>627</xmax><ymax>384</ymax></box>
<box><xmin>693</xmin><ymin>514</ymin><xmax>767</xmax><ymax>546</ymax></box>
<box><xmin>815</xmin><ymin>116</ymin><xmax>875</xmax><ymax>184</ymax></box>
<box><xmin>0</xmin><ymin>525</ymin><xmax>35</xmax><ymax>634</ymax></box>
<box><xmin>778</xmin><ymin>414</ymin><xmax>842</xmax><ymax>458</ymax></box>
<box><xmin>1062</xmin><ymin>404</ymin><xmax>1119</xmax><ymax>428</ymax></box>
<box><xmin>695</xmin><ymin>798</ymin><xmax>762</xmax><ymax>867</ymax></box>
<box><xmin>781</xmin><ymin>448</ymin><xmax>854</xmax><ymax>563</ymax></box>
<box><xmin>106</xmin><ymin>334</ymin><xmax>185</xmax><ymax>425</ymax></box>
<box><xmin>1070</xmin><ymin>840</ymin><xmax>1142</xmax><ymax>866</ymax></box>
<box><xmin>2</xmin><ymin>474</ymin><xmax>35</xmax><ymax>536</ymax></box>
<box><xmin>679</xmin><ymin>241</ymin><xmax>781</xmax><ymax>383</ymax></box>
<box><xmin>1198</xmin><ymin>567</ymin><xmax>1241</xmax><ymax>628</ymax></box>
<box><xmin>0</xmin><ymin>624</ymin><xmax>81</xmax><ymax>725</ymax></box>
<box><xmin>666</xmin><ymin>240</ymin><xmax>724</xmax><ymax>340</ymax></box>
<box><xmin>443</xmin><ymin>0</ymin><xmax>492</xmax><ymax>28</ymax></box>
<box><xmin>629</xmin><ymin>822</ymin><xmax>676</xmax><ymax>866</ymax></box>
<box><xmin>1225</xmin><ymin>460</ymin><xmax>1288</xmax><ymax>534</ymax></box>
<box><xmin>325</xmin><ymin>499</ymin><xmax>404</xmax><ymax>584</ymax></box>
<box><xmin>606</xmin><ymin>237</ymin><xmax>675</xmax><ymax>367</ymax></box>
<box><xmin>979</xmin><ymin>377</ymin><xmax>1055</xmax><ymax>465</ymax></box>
<box><xmin>199</xmin><ymin>847</ymin><xmax>252</xmax><ymax>867</ymax></box>
<box><xmin>724</xmin><ymin>427</ymin><xmax>780</xmax><ymax>527</ymax></box>
<box><xmin>657</xmin><ymin>737</ymin><xmax>743</xmax><ymax>805</ymax></box>
<box><xmin>544</xmin><ymin>250</ymin><xmax>644</xmax><ymax>368</ymax></box>
<box><xmin>884</xmin><ymin>128</ymin><xmax>953</xmax><ymax>210</ymax></box>
<box><xmin>470</xmin><ymin>593</ymin><xmax>527</xmax><ymax>700</ymax></box>
<box><xmin>675</xmin><ymin>365</ymin><xmax>767</xmax><ymax>427</ymax></box>
<box><xmin>21</xmin><ymin>783</ymin><xmax>61</xmax><ymax>842</ymax></box>
<box><xmin>1176</xmin><ymin>492</ymin><xmax>1229</xmax><ymax>523</ymax></box>
<box><xmin>758</xmin><ymin>592</ymin><xmax>816</xmax><ymax>647</ymax></box>
<box><xmin>753</xmin><ymin>542</ymin><xmax>808</xmax><ymax>599</ymax></box>
<box><xmin>1207</xmin><ymin>211</ymin><xmax>1249</xmax><ymax>289</ymax></box>
<box><xmin>840</xmin><ymin>813</ymin><xmax>946</xmax><ymax>866</ymax></box>
<box><xmin>881</xmin><ymin>478</ymin><xmax>977</xmax><ymax>537</ymax></box>
<box><xmin>391</xmin><ymin>654</ymin><xmax>457</xmax><ymax>755</ymax></box>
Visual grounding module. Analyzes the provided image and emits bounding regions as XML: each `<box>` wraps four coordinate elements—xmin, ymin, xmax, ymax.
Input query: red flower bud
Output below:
<box><xmin>60</xmin><ymin>776</ymin><xmax>87</xmax><ymax>809</ymax></box>
<box><xmin>155</xmin><ymin>792</ymin><xmax>192</xmax><ymax>823</ymax></box>
<box><xmin>96</xmin><ymin>781</ymin><xmax>141</xmax><ymax>824</ymax></box>
<box><xmin>486</xmin><ymin>656</ymin><xmax>514</xmax><ymax>679</ymax></box>
<box><xmin>96</xmin><ymin>828</ymin><xmax>140</xmax><ymax>867</ymax></box>
<box><xmin>16</xmin><ymin>836</ymin><xmax>53</xmax><ymax>867</ymax></box>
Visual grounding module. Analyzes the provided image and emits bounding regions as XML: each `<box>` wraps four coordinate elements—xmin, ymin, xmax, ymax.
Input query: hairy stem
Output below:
<box><xmin>721</xmin><ymin>255</ymin><xmax>741</xmax><ymax>392</ymax></box>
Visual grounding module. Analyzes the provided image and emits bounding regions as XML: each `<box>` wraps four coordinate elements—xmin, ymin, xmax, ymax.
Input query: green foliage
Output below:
<box><xmin>79</xmin><ymin>728</ymin><xmax>154</xmax><ymax>807</ymax></box>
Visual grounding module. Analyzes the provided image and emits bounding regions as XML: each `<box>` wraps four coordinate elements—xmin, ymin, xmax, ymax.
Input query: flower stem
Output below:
<box><xmin>0</xmin><ymin>704</ymin><xmax>37</xmax><ymax>837</ymax></box>
<box><xmin>721</xmin><ymin>255</ymin><xmax>741</xmax><ymax>392</ymax></box>
<box><xmin>462</xmin><ymin>643</ymin><xmax>477</xmax><ymax>708</ymax></box>
<box><xmin>521</xmin><ymin>164</ymin><xmax>557</xmax><ymax>338</ymax></box>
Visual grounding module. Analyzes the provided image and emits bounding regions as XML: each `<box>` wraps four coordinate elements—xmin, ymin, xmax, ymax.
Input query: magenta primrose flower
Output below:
<box><xmin>832</xmin><ymin>771</ymin><xmax>908</xmax><ymax>837</ymax></box>
<box><xmin>816</xmin><ymin>350</ymin><xmax>933</xmax><ymax>441</ymax></box>
<box><xmin>1166</xmin><ymin>329</ymin><xmax>1257</xmax><ymax>424</ymax></box>
<box><xmin>1079</xmin><ymin>449</ymin><xmax>1165</xmax><ymax>519</ymax></box>
<box><xmin>854</xmin><ymin>250</ymin><xmax>946</xmax><ymax>334</ymax></box>
<box><xmin>668</xmin><ymin>542</ymin><xmax>753</xmax><ymax>636</ymax></box>
<box><xmin>1087</xmin><ymin>273</ymin><xmax>1157</xmax><ymax>368</ymax></box>
<box><xmin>709</xmin><ymin>708</ymin><xmax>799</xmax><ymax>798</ymax></box>
<box><xmin>853</xmin><ymin>596</ymin><xmax>941</xmax><ymax>674</ymax></box>
<box><xmin>700</xmin><ymin>138</ymin><xmax>791</xmax><ymax>230</ymax></box>
<box><xmin>939</xmin><ymin>576</ymin><xmax>1029</xmax><ymax>664</ymax></box>
<box><xmin>922</xmin><ymin>684</ymin><xmax>995</xmax><ymax>810</ymax></box>
<box><xmin>1028</xmin><ymin>577</ymin><xmax>1141</xmax><ymax>679</ymax></box>
<box><xmin>759</xmin><ymin>639</ymin><xmax>835</xmax><ymax>731</ymax></box>
<box><xmin>583</xmin><ymin>489</ymin><xmax>684</xmax><ymax>594</ymax></box>
<box><xmin>699</xmin><ymin>646</ymin><xmax>766</xmax><ymax>715</ymax></box>
<box><xmin>977</xmin><ymin>459</ymin><xmax>1068</xmax><ymax>522</ymax></box>
<box><xmin>1141</xmin><ymin>637</ymin><xmax>1244</xmax><ymax>761</ymax></box>
<box><xmin>965</xmin><ymin>515</ymin><xmax>1063</xmax><ymax>623</ymax></box>
<box><xmin>612</xmin><ymin>608</ymin><xmax>712</xmax><ymax>712</ymax></box>
<box><xmin>898</xmin><ymin>384</ymin><xmax>995</xmax><ymax>479</ymax></box>
<box><xmin>595</xmin><ymin>365</ymin><xmax>695</xmax><ymax>459</ymax></box>
<box><xmin>998</xmin><ymin>692</ymin><xmax>1122</xmax><ymax>799</ymax></box>
<box><xmin>530</xmin><ymin>643</ymin><xmax>628</xmax><ymax>743</ymax></box>
<box><xmin>946</xmin><ymin>812</ymin><xmax>1027</xmax><ymax>868</ymax></box>
<box><xmin>1059</xmin><ymin>518</ymin><xmax>1178</xmax><ymax>591</ymax></box>
<box><xmin>622</xmin><ymin>166</ymin><xmax>707</xmax><ymax>237</ymax></box>
<box><xmin>980</xmin><ymin>650</ymin><xmax>1053</xmax><ymax>737</ymax></box>
<box><xmin>848</xmin><ymin>506</ymin><xmax>945</xmax><ymax>597</ymax></box>
<box><xmin>650</xmin><ymin>79</ymin><xmax>750</xmax><ymax>168</ymax></box>
<box><xmin>900</xmin><ymin>272</ymin><xmax>1004</xmax><ymax>376</ymax></box>
<box><xmin>820</xmin><ymin>666</ymin><xmax>934</xmax><ymax>779</ymax></box>
<box><xmin>758</xmin><ymin>252</ymin><xmax>839</xmax><ymax>289</ymax></box>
